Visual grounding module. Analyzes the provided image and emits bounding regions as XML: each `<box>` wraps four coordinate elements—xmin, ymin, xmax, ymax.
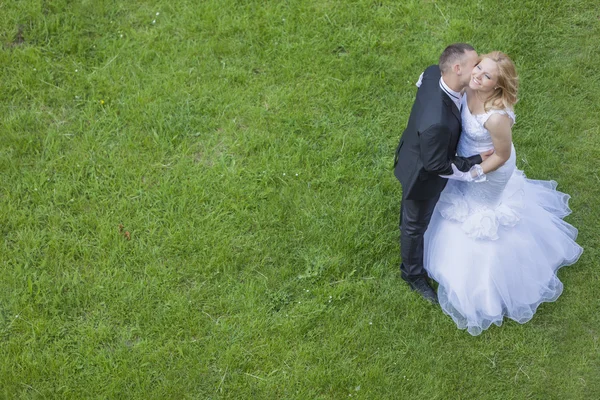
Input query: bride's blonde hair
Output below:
<box><xmin>480</xmin><ymin>51</ymin><xmax>519</xmax><ymax>112</ymax></box>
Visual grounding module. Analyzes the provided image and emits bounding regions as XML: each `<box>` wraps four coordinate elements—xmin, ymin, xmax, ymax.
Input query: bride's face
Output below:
<box><xmin>469</xmin><ymin>58</ymin><xmax>499</xmax><ymax>92</ymax></box>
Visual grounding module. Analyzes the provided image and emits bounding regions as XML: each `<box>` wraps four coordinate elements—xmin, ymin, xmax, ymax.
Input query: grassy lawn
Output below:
<box><xmin>1</xmin><ymin>0</ymin><xmax>599</xmax><ymax>398</ymax></box>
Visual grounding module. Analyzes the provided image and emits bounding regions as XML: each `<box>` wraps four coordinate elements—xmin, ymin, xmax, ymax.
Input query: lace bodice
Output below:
<box><xmin>438</xmin><ymin>94</ymin><xmax>519</xmax><ymax>240</ymax></box>
<box><xmin>457</xmin><ymin>94</ymin><xmax>515</xmax><ymax>157</ymax></box>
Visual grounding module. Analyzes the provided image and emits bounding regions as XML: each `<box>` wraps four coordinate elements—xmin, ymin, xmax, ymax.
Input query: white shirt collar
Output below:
<box><xmin>439</xmin><ymin>76</ymin><xmax>462</xmax><ymax>110</ymax></box>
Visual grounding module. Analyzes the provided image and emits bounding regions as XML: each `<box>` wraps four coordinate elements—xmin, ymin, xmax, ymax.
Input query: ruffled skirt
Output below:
<box><xmin>424</xmin><ymin>169</ymin><xmax>583</xmax><ymax>336</ymax></box>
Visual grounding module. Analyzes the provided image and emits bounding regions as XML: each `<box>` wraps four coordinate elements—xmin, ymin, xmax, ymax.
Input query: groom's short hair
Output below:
<box><xmin>439</xmin><ymin>43</ymin><xmax>475</xmax><ymax>73</ymax></box>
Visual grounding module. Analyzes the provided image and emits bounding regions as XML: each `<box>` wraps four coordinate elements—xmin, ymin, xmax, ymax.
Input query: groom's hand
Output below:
<box><xmin>480</xmin><ymin>149</ymin><xmax>494</xmax><ymax>162</ymax></box>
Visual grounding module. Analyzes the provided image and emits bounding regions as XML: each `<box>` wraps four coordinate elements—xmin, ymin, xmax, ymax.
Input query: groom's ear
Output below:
<box><xmin>453</xmin><ymin>63</ymin><xmax>462</xmax><ymax>76</ymax></box>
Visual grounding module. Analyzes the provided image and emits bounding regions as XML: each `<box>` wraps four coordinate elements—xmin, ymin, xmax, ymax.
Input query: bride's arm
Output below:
<box><xmin>479</xmin><ymin>113</ymin><xmax>513</xmax><ymax>174</ymax></box>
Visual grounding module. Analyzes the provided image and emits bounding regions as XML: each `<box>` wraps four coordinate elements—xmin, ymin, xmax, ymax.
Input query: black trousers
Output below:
<box><xmin>399</xmin><ymin>193</ymin><xmax>441</xmax><ymax>279</ymax></box>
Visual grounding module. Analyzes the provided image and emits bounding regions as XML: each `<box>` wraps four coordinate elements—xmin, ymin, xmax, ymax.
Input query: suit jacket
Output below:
<box><xmin>393</xmin><ymin>65</ymin><xmax>482</xmax><ymax>200</ymax></box>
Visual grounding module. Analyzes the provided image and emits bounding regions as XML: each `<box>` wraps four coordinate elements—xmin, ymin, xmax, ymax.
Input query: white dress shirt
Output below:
<box><xmin>416</xmin><ymin>72</ymin><xmax>462</xmax><ymax>110</ymax></box>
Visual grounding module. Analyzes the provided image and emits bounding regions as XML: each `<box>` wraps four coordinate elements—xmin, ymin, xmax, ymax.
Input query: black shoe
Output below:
<box><xmin>402</xmin><ymin>276</ymin><xmax>439</xmax><ymax>304</ymax></box>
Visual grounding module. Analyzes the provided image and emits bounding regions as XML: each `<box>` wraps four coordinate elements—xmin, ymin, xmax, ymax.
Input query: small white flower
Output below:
<box><xmin>120</xmin><ymin>34</ymin><xmax>123</xmax><ymax>38</ymax></box>
<box><xmin>295</xmin><ymin>173</ymin><xmax>298</xmax><ymax>176</ymax></box>
<box><xmin>369</xmin><ymin>321</ymin><xmax>372</xmax><ymax>325</ymax></box>
<box><xmin>152</xmin><ymin>19</ymin><xmax>156</xmax><ymax>24</ymax></box>
<box><xmin>282</xmin><ymin>173</ymin><xmax>286</xmax><ymax>176</ymax></box>
<box><xmin>75</xmin><ymin>69</ymin><xmax>78</xmax><ymax>72</ymax></box>
<box><xmin>156</xmin><ymin>12</ymin><xmax>160</xmax><ymax>16</ymax></box>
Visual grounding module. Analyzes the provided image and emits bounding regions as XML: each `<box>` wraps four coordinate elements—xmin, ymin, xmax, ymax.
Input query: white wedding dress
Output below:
<box><xmin>424</xmin><ymin>94</ymin><xmax>583</xmax><ymax>336</ymax></box>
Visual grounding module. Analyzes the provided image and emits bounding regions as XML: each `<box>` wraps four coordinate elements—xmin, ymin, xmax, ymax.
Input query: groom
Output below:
<box><xmin>393</xmin><ymin>43</ymin><xmax>491</xmax><ymax>303</ymax></box>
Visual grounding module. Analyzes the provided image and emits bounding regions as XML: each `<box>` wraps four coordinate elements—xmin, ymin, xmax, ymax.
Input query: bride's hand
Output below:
<box><xmin>440</xmin><ymin>164</ymin><xmax>486</xmax><ymax>183</ymax></box>
<box><xmin>480</xmin><ymin>149</ymin><xmax>494</xmax><ymax>161</ymax></box>
<box><xmin>440</xmin><ymin>164</ymin><xmax>473</xmax><ymax>182</ymax></box>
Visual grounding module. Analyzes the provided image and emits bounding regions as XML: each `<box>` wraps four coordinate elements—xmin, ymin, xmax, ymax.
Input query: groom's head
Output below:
<box><xmin>439</xmin><ymin>43</ymin><xmax>478</xmax><ymax>88</ymax></box>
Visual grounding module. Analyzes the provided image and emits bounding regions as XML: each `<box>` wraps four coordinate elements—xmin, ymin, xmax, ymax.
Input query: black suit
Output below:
<box><xmin>393</xmin><ymin>65</ymin><xmax>481</xmax><ymax>279</ymax></box>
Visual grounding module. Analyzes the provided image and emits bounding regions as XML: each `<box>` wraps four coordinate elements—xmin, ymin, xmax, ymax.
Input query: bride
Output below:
<box><xmin>424</xmin><ymin>51</ymin><xmax>583</xmax><ymax>336</ymax></box>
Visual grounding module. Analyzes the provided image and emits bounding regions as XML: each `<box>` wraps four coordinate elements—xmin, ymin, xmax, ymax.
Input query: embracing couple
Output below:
<box><xmin>393</xmin><ymin>44</ymin><xmax>583</xmax><ymax>336</ymax></box>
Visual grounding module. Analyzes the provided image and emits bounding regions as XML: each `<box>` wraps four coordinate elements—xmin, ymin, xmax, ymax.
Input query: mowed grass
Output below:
<box><xmin>1</xmin><ymin>0</ymin><xmax>599</xmax><ymax>398</ymax></box>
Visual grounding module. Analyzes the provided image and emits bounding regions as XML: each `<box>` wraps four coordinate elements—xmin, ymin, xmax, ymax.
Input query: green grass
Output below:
<box><xmin>1</xmin><ymin>0</ymin><xmax>599</xmax><ymax>398</ymax></box>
